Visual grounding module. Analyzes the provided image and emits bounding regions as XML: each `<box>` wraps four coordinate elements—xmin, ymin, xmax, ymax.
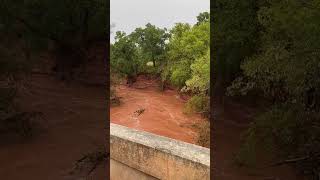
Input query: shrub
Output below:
<box><xmin>184</xmin><ymin>95</ymin><xmax>209</xmax><ymax>115</ymax></box>
<box><xmin>196</xmin><ymin>120</ymin><xmax>210</xmax><ymax>148</ymax></box>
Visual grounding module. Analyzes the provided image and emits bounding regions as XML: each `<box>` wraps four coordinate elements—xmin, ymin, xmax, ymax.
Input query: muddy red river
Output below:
<box><xmin>110</xmin><ymin>77</ymin><xmax>206</xmax><ymax>144</ymax></box>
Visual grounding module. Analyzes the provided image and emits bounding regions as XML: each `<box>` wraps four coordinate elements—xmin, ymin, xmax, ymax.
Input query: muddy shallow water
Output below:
<box><xmin>110</xmin><ymin>77</ymin><xmax>206</xmax><ymax>144</ymax></box>
<box><xmin>0</xmin><ymin>74</ymin><xmax>107</xmax><ymax>180</ymax></box>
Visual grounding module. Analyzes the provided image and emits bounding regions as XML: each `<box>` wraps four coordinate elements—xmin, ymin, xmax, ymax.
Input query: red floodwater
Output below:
<box><xmin>110</xmin><ymin>77</ymin><xmax>205</xmax><ymax>144</ymax></box>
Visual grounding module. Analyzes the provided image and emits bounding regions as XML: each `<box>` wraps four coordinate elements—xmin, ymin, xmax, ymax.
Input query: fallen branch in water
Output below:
<box><xmin>133</xmin><ymin>108</ymin><xmax>145</xmax><ymax>116</ymax></box>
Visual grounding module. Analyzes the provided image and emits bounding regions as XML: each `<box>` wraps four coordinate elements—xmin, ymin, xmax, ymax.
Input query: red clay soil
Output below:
<box><xmin>0</xmin><ymin>73</ymin><xmax>108</xmax><ymax>180</ymax></box>
<box><xmin>110</xmin><ymin>76</ymin><xmax>207</xmax><ymax>145</ymax></box>
<box><xmin>213</xmin><ymin>100</ymin><xmax>306</xmax><ymax>180</ymax></box>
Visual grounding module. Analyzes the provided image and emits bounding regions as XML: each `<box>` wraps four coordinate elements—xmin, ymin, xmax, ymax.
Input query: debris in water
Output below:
<box><xmin>134</xmin><ymin>108</ymin><xmax>145</xmax><ymax>116</ymax></box>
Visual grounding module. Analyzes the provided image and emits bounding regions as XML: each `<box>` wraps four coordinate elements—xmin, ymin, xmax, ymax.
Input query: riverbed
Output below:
<box><xmin>110</xmin><ymin>76</ymin><xmax>206</xmax><ymax>144</ymax></box>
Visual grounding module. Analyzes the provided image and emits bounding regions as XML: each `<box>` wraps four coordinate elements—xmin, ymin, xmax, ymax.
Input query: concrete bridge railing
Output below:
<box><xmin>110</xmin><ymin>123</ymin><xmax>210</xmax><ymax>180</ymax></box>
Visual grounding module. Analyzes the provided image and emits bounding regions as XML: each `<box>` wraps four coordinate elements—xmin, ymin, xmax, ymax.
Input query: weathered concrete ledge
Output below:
<box><xmin>110</xmin><ymin>123</ymin><xmax>210</xmax><ymax>180</ymax></box>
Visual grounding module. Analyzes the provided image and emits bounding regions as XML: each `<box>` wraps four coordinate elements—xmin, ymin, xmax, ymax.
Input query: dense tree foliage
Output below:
<box><xmin>186</xmin><ymin>50</ymin><xmax>210</xmax><ymax>95</ymax></box>
<box><xmin>131</xmin><ymin>23</ymin><xmax>170</xmax><ymax>69</ymax></box>
<box><xmin>165</xmin><ymin>21</ymin><xmax>210</xmax><ymax>89</ymax></box>
<box><xmin>214</xmin><ymin>0</ymin><xmax>320</xmax><ymax>178</ymax></box>
<box><xmin>111</xmin><ymin>32</ymin><xmax>140</xmax><ymax>85</ymax></box>
<box><xmin>196</xmin><ymin>12</ymin><xmax>210</xmax><ymax>25</ymax></box>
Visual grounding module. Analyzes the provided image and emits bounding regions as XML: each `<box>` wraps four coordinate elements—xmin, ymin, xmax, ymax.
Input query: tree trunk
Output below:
<box><xmin>160</xmin><ymin>80</ymin><xmax>166</xmax><ymax>91</ymax></box>
<box><xmin>152</xmin><ymin>56</ymin><xmax>156</xmax><ymax>67</ymax></box>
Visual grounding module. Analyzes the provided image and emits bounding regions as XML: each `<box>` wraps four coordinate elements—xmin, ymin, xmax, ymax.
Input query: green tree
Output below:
<box><xmin>111</xmin><ymin>31</ymin><xmax>139</xmax><ymax>86</ymax></box>
<box><xmin>163</xmin><ymin>12</ymin><xmax>210</xmax><ymax>117</ymax></box>
<box><xmin>186</xmin><ymin>50</ymin><xmax>210</xmax><ymax>95</ymax></box>
<box><xmin>183</xmin><ymin>50</ymin><xmax>210</xmax><ymax>116</ymax></box>
<box><xmin>131</xmin><ymin>23</ymin><xmax>169</xmax><ymax>68</ymax></box>
<box><xmin>196</xmin><ymin>12</ymin><xmax>209</xmax><ymax>25</ymax></box>
<box><xmin>166</xmin><ymin>20</ymin><xmax>209</xmax><ymax>88</ymax></box>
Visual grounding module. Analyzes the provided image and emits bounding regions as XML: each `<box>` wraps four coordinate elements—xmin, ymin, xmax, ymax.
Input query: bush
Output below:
<box><xmin>184</xmin><ymin>95</ymin><xmax>209</xmax><ymax>115</ymax></box>
<box><xmin>185</xmin><ymin>50</ymin><xmax>210</xmax><ymax>94</ymax></box>
<box><xmin>196</xmin><ymin>120</ymin><xmax>210</xmax><ymax>148</ymax></box>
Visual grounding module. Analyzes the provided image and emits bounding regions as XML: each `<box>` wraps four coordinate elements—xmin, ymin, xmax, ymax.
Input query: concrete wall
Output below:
<box><xmin>110</xmin><ymin>123</ymin><xmax>210</xmax><ymax>180</ymax></box>
<box><xmin>111</xmin><ymin>159</ymin><xmax>158</xmax><ymax>180</ymax></box>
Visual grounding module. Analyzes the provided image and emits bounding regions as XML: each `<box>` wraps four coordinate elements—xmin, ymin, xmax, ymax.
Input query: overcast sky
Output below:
<box><xmin>110</xmin><ymin>0</ymin><xmax>210</xmax><ymax>43</ymax></box>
